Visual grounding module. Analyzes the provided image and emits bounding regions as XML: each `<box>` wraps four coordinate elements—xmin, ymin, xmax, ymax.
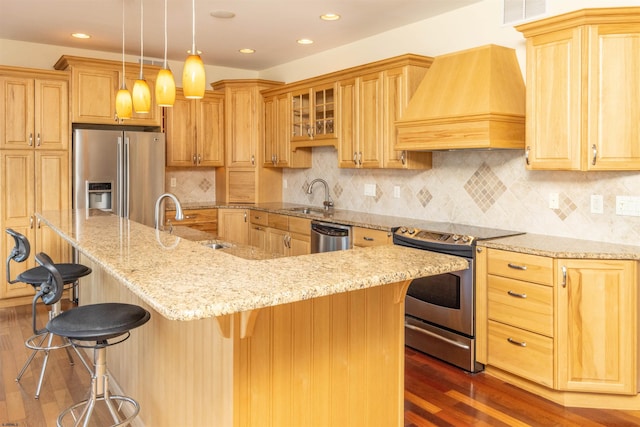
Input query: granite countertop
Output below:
<box><xmin>478</xmin><ymin>233</ymin><xmax>640</xmax><ymax>260</ymax></box>
<box><xmin>37</xmin><ymin>209</ymin><xmax>468</xmax><ymax>321</ymax></box>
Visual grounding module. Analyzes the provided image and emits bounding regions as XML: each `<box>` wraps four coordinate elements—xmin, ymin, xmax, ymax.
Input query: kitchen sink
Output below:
<box><xmin>202</xmin><ymin>242</ymin><xmax>233</xmax><ymax>250</ymax></box>
<box><xmin>287</xmin><ymin>207</ymin><xmax>330</xmax><ymax>216</ymax></box>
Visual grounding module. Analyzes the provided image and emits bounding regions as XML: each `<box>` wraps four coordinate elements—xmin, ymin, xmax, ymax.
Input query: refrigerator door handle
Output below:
<box><xmin>117</xmin><ymin>136</ymin><xmax>125</xmax><ymax>218</ymax></box>
<box><xmin>123</xmin><ymin>135</ymin><xmax>130</xmax><ymax>219</ymax></box>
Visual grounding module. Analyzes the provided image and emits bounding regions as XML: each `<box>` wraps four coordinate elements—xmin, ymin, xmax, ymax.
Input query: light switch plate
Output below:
<box><xmin>170</xmin><ymin>177</ymin><xmax>176</xmax><ymax>188</ymax></box>
<box><xmin>393</xmin><ymin>186</ymin><xmax>400</xmax><ymax>199</ymax></box>
<box><xmin>548</xmin><ymin>193</ymin><xmax>559</xmax><ymax>209</ymax></box>
<box><xmin>364</xmin><ymin>183</ymin><xmax>376</xmax><ymax>197</ymax></box>
<box><xmin>616</xmin><ymin>196</ymin><xmax>640</xmax><ymax>216</ymax></box>
<box><xmin>590</xmin><ymin>195</ymin><xmax>603</xmax><ymax>214</ymax></box>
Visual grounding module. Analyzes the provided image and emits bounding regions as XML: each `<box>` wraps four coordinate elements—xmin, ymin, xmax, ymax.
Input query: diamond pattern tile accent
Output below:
<box><xmin>374</xmin><ymin>185</ymin><xmax>383</xmax><ymax>202</ymax></box>
<box><xmin>553</xmin><ymin>193</ymin><xmax>577</xmax><ymax>220</ymax></box>
<box><xmin>464</xmin><ymin>163</ymin><xmax>506</xmax><ymax>212</ymax></box>
<box><xmin>417</xmin><ymin>187</ymin><xmax>433</xmax><ymax>207</ymax></box>
<box><xmin>199</xmin><ymin>178</ymin><xmax>212</xmax><ymax>192</ymax></box>
<box><xmin>333</xmin><ymin>182</ymin><xmax>343</xmax><ymax>199</ymax></box>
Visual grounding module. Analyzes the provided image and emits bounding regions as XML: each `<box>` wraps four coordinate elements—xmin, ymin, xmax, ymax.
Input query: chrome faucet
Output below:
<box><xmin>307</xmin><ymin>178</ymin><xmax>334</xmax><ymax>210</ymax></box>
<box><xmin>154</xmin><ymin>193</ymin><xmax>184</xmax><ymax>231</ymax></box>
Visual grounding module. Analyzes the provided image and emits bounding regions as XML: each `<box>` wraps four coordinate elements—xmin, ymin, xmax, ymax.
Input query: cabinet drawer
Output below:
<box><xmin>487</xmin><ymin>249</ymin><xmax>553</xmax><ymax>286</ymax></box>
<box><xmin>488</xmin><ymin>275</ymin><xmax>553</xmax><ymax>337</ymax></box>
<box><xmin>288</xmin><ymin>216</ymin><xmax>311</xmax><ymax>236</ymax></box>
<box><xmin>488</xmin><ymin>321</ymin><xmax>553</xmax><ymax>387</ymax></box>
<box><xmin>268</xmin><ymin>213</ymin><xmax>289</xmax><ymax>231</ymax></box>
<box><xmin>249</xmin><ymin>210</ymin><xmax>268</xmax><ymax>226</ymax></box>
<box><xmin>353</xmin><ymin>227</ymin><xmax>391</xmax><ymax>247</ymax></box>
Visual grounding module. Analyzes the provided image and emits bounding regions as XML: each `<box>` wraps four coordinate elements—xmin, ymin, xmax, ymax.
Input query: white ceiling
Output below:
<box><xmin>0</xmin><ymin>0</ymin><xmax>481</xmax><ymax>71</ymax></box>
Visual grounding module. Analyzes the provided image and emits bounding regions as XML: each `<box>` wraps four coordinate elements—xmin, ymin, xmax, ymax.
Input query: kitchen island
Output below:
<box><xmin>38</xmin><ymin>209</ymin><xmax>468</xmax><ymax>427</ymax></box>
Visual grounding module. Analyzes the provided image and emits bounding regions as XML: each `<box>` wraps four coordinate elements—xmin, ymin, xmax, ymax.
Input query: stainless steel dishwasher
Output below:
<box><xmin>311</xmin><ymin>221</ymin><xmax>352</xmax><ymax>253</ymax></box>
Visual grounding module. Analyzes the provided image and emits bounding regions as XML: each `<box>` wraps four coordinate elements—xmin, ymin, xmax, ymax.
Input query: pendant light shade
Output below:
<box><xmin>156</xmin><ymin>69</ymin><xmax>176</xmax><ymax>106</ymax></box>
<box><xmin>183</xmin><ymin>54</ymin><xmax>205</xmax><ymax>99</ymax></box>
<box><xmin>156</xmin><ymin>0</ymin><xmax>175</xmax><ymax>107</ymax></box>
<box><xmin>116</xmin><ymin>88</ymin><xmax>133</xmax><ymax>119</ymax></box>
<box><xmin>183</xmin><ymin>0</ymin><xmax>205</xmax><ymax>99</ymax></box>
<box><xmin>133</xmin><ymin>0</ymin><xmax>151</xmax><ymax>113</ymax></box>
<box><xmin>116</xmin><ymin>0</ymin><xmax>132</xmax><ymax>119</ymax></box>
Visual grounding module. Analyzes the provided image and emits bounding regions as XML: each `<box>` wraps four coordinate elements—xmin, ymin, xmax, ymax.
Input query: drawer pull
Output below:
<box><xmin>507</xmin><ymin>337</ymin><xmax>527</xmax><ymax>347</ymax></box>
<box><xmin>363</xmin><ymin>236</ymin><xmax>374</xmax><ymax>241</ymax></box>
<box><xmin>507</xmin><ymin>290</ymin><xmax>527</xmax><ymax>299</ymax></box>
<box><xmin>507</xmin><ymin>263</ymin><xmax>527</xmax><ymax>271</ymax></box>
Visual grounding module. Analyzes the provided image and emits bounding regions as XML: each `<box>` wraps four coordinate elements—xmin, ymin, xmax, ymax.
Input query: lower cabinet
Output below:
<box><xmin>217</xmin><ymin>208</ymin><xmax>249</xmax><ymax>245</ymax></box>
<box><xmin>477</xmin><ymin>247</ymin><xmax>638</xmax><ymax>400</ymax></box>
<box><xmin>352</xmin><ymin>227</ymin><xmax>391</xmax><ymax>248</ymax></box>
<box><xmin>249</xmin><ymin>210</ymin><xmax>311</xmax><ymax>256</ymax></box>
<box><xmin>166</xmin><ymin>208</ymin><xmax>218</xmax><ymax>235</ymax></box>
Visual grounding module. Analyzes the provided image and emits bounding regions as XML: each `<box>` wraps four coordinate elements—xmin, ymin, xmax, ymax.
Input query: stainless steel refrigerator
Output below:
<box><xmin>73</xmin><ymin>128</ymin><xmax>165</xmax><ymax>228</ymax></box>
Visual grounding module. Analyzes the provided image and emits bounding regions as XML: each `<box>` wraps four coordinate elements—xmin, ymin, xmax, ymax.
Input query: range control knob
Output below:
<box><xmin>461</xmin><ymin>235</ymin><xmax>470</xmax><ymax>243</ymax></box>
<box><xmin>399</xmin><ymin>227</ymin><xmax>407</xmax><ymax>234</ymax></box>
<box><xmin>452</xmin><ymin>234</ymin><xmax>461</xmax><ymax>241</ymax></box>
<box><xmin>408</xmin><ymin>228</ymin><xmax>416</xmax><ymax>235</ymax></box>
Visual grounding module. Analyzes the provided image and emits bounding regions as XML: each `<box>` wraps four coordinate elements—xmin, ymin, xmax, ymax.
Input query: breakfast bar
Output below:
<box><xmin>38</xmin><ymin>209</ymin><xmax>468</xmax><ymax>427</ymax></box>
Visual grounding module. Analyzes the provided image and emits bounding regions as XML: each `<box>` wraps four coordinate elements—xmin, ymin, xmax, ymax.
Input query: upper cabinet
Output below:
<box><xmin>165</xmin><ymin>89</ymin><xmax>224</xmax><ymax>167</ymax></box>
<box><xmin>517</xmin><ymin>8</ymin><xmax>640</xmax><ymax>170</ymax></box>
<box><xmin>0</xmin><ymin>67</ymin><xmax>69</xmax><ymax>150</ymax></box>
<box><xmin>263</xmin><ymin>92</ymin><xmax>311</xmax><ymax>168</ymax></box>
<box><xmin>290</xmin><ymin>83</ymin><xmax>337</xmax><ymax>147</ymax></box>
<box><xmin>54</xmin><ymin>55</ymin><xmax>162</xmax><ymax>127</ymax></box>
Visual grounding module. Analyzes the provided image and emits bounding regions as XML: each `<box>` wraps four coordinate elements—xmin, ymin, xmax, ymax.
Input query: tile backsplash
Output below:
<box><xmin>284</xmin><ymin>147</ymin><xmax>640</xmax><ymax>246</ymax></box>
<box><xmin>167</xmin><ymin>147</ymin><xmax>640</xmax><ymax>246</ymax></box>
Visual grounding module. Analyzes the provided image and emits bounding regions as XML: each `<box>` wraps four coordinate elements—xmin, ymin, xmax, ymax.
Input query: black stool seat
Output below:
<box><xmin>48</xmin><ymin>303</ymin><xmax>151</xmax><ymax>342</ymax></box>
<box><xmin>18</xmin><ymin>263</ymin><xmax>92</xmax><ymax>286</ymax></box>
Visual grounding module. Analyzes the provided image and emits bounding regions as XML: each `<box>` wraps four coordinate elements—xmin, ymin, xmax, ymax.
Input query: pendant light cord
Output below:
<box><xmin>139</xmin><ymin>0</ymin><xmax>144</xmax><ymax>79</ymax></box>
<box><xmin>191</xmin><ymin>0</ymin><xmax>196</xmax><ymax>55</ymax></box>
<box><xmin>121</xmin><ymin>0</ymin><xmax>126</xmax><ymax>87</ymax></box>
<box><xmin>163</xmin><ymin>0</ymin><xmax>168</xmax><ymax>69</ymax></box>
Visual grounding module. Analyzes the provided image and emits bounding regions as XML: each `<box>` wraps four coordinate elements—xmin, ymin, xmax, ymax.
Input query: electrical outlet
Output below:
<box><xmin>283</xmin><ymin>179</ymin><xmax>288</xmax><ymax>189</ymax></box>
<box><xmin>393</xmin><ymin>186</ymin><xmax>401</xmax><ymax>199</ymax></box>
<box><xmin>616</xmin><ymin>196</ymin><xmax>640</xmax><ymax>216</ymax></box>
<box><xmin>170</xmin><ymin>177</ymin><xmax>176</xmax><ymax>188</ymax></box>
<box><xmin>548</xmin><ymin>192</ymin><xmax>559</xmax><ymax>209</ymax></box>
<box><xmin>590</xmin><ymin>195</ymin><xmax>603</xmax><ymax>214</ymax></box>
<box><xmin>364</xmin><ymin>183</ymin><xmax>376</xmax><ymax>197</ymax></box>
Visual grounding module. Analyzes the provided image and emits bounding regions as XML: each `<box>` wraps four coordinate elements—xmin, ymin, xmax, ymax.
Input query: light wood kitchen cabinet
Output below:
<box><xmin>517</xmin><ymin>8</ymin><xmax>640</xmax><ymax>170</ymax></box>
<box><xmin>555</xmin><ymin>259</ymin><xmax>637</xmax><ymax>395</ymax></box>
<box><xmin>165</xmin><ymin>89</ymin><xmax>224</xmax><ymax>167</ymax></box>
<box><xmin>249</xmin><ymin>211</ymin><xmax>311</xmax><ymax>256</ymax></box>
<box><xmin>0</xmin><ymin>69</ymin><xmax>69</xmax><ymax>150</ymax></box>
<box><xmin>352</xmin><ymin>227</ymin><xmax>391</xmax><ymax>247</ymax></box>
<box><xmin>290</xmin><ymin>83</ymin><xmax>337</xmax><ymax>147</ymax></box>
<box><xmin>213</xmin><ymin>80</ymin><xmax>284</xmax><ymax>204</ymax></box>
<box><xmin>263</xmin><ymin>92</ymin><xmax>311</xmax><ymax>168</ymax></box>
<box><xmin>166</xmin><ymin>208</ymin><xmax>218</xmax><ymax>235</ymax></box>
<box><xmin>485</xmin><ymin>249</ymin><xmax>554</xmax><ymax>388</ymax></box>
<box><xmin>249</xmin><ymin>210</ymin><xmax>268</xmax><ymax>250</ymax></box>
<box><xmin>1</xmin><ymin>150</ymin><xmax>70</xmax><ymax>301</ymax></box>
<box><xmin>54</xmin><ymin>55</ymin><xmax>162</xmax><ymax>126</ymax></box>
<box><xmin>478</xmin><ymin>247</ymin><xmax>639</xmax><ymax>407</ymax></box>
<box><xmin>217</xmin><ymin>208</ymin><xmax>249</xmax><ymax>245</ymax></box>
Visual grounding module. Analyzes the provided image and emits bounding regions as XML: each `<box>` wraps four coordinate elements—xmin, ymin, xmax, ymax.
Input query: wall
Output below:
<box><xmin>277</xmin><ymin>0</ymin><xmax>640</xmax><ymax>246</ymax></box>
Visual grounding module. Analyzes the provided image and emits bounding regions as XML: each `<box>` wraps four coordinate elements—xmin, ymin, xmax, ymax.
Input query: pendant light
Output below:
<box><xmin>115</xmin><ymin>0</ymin><xmax>132</xmax><ymax>119</ymax></box>
<box><xmin>182</xmin><ymin>0</ymin><xmax>206</xmax><ymax>99</ymax></box>
<box><xmin>155</xmin><ymin>0</ymin><xmax>175</xmax><ymax>107</ymax></box>
<box><xmin>132</xmin><ymin>0</ymin><xmax>151</xmax><ymax>113</ymax></box>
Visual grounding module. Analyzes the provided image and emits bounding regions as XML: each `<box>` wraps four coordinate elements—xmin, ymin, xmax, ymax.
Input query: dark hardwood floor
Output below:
<box><xmin>2</xmin><ymin>301</ymin><xmax>639</xmax><ymax>426</ymax></box>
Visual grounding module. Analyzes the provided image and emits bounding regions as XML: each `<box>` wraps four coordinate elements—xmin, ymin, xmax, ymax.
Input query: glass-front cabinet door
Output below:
<box><xmin>291</xmin><ymin>83</ymin><xmax>336</xmax><ymax>145</ymax></box>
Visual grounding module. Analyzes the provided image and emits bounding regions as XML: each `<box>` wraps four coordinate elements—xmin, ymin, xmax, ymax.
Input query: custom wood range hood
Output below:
<box><xmin>395</xmin><ymin>44</ymin><xmax>525</xmax><ymax>151</ymax></box>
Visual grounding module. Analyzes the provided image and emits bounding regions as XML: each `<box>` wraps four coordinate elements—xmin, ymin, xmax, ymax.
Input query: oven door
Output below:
<box><xmin>405</xmin><ymin>258</ymin><xmax>474</xmax><ymax>337</ymax></box>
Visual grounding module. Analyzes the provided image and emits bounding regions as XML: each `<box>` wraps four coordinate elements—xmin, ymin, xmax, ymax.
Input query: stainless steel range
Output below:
<box><xmin>393</xmin><ymin>224</ymin><xmax>524</xmax><ymax>372</ymax></box>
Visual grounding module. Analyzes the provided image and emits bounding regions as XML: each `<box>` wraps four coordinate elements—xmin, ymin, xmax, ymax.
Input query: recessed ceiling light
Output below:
<box><xmin>297</xmin><ymin>38</ymin><xmax>314</xmax><ymax>45</ymax></box>
<box><xmin>71</xmin><ymin>33</ymin><xmax>91</xmax><ymax>39</ymax></box>
<box><xmin>320</xmin><ymin>13</ymin><xmax>340</xmax><ymax>21</ymax></box>
<box><xmin>239</xmin><ymin>48</ymin><xmax>255</xmax><ymax>54</ymax></box>
<box><xmin>210</xmin><ymin>10</ymin><xmax>235</xmax><ymax>19</ymax></box>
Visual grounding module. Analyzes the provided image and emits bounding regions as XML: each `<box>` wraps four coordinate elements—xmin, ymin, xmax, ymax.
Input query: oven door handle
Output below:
<box><xmin>405</xmin><ymin>323</ymin><xmax>470</xmax><ymax>350</ymax></box>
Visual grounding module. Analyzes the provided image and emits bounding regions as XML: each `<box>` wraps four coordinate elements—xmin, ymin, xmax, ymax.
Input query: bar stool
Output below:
<box><xmin>5</xmin><ymin>228</ymin><xmax>93</xmax><ymax>399</ymax></box>
<box><xmin>35</xmin><ymin>253</ymin><xmax>151</xmax><ymax>426</ymax></box>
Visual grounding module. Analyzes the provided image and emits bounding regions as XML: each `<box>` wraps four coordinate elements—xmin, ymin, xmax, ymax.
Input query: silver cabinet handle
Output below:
<box><xmin>476</xmin><ymin>247</ymin><xmax>483</xmax><ymax>253</ymax></box>
<box><xmin>353</xmin><ymin>152</ymin><xmax>358</xmax><ymax>165</ymax></box>
<box><xmin>525</xmin><ymin>146</ymin><xmax>530</xmax><ymax>165</ymax></box>
<box><xmin>36</xmin><ymin>133</ymin><xmax>41</xmax><ymax>146</ymax></box>
<box><xmin>243</xmin><ymin>211</ymin><xmax>247</xmax><ymax>222</ymax></box>
<box><xmin>251</xmin><ymin>155</ymin><xmax>255</xmax><ymax>166</ymax></box>
<box><xmin>30</xmin><ymin>216</ymin><xmax>34</xmax><ymax>229</ymax></box>
<box><xmin>37</xmin><ymin>218</ymin><xmax>41</xmax><ymax>229</ymax></box>
<box><xmin>507</xmin><ymin>263</ymin><xmax>527</xmax><ymax>271</ymax></box>
<box><xmin>405</xmin><ymin>323</ymin><xmax>470</xmax><ymax>350</ymax></box>
<box><xmin>29</xmin><ymin>133</ymin><xmax>33</xmax><ymax>146</ymax></box>
<box><xmin>358</xmin><ymin>152</ymin><xmax>363</xmax><ymax>165</ymax></box>
<box><xmin>400</xmin><ymin>151</ymin><xmax>406</xmax><ymax>165</ymax></box>
<box><xmin>592</xmin><ymin>144</ymin><xmax>597</xmax><ymax>166</ymax></box>
<box><xmin>507</xmin><ymin>290</ymin><xmax>527</xmax><ymax>299</ymax></box>
<box><xmin>363</xmin><ymin>236</ymin><xmax>374</xmax><ymax>241</ymax></box>
<box><xmin>197</xmin><ymin>154</ymin><xmax>201</xmax><ymax>164</ymax></box>
<box><xmin>507</xmin><ymin>337</ymin><xmax>527</xmax><ymax>347</ymax></box>
<box><xmin>561</xmin><ymin>265</ymin><xmax>567</xmax><ymax>288</ymax></box>
<box><xmin>193</xmin><ymin>155</ymin><xmax>197</xmax><ymax>165</ymax></box>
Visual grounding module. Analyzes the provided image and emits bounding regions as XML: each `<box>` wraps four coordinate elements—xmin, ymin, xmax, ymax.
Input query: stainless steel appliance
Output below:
<box><xmin>311</xmin><ymin>221</ymin><xmax>352</xmax><ymax>253</ymax></box>
<box><xmin>73</xmin><ymin>128</ymin><xmax>165</xmax><ymax>228</ymax></box>
<box><xmin>393</xmin><ymin>224</ymin><xmax>524</xmax><ymax>372</ymax></box>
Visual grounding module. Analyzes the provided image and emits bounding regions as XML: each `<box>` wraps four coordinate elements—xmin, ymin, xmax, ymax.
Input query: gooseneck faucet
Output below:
<box><xmin>307</xmin><ymin>178</ymin><xmax>334</xmax><ymax>210</ymax></box>
<box><xmin>154</xmin><ymin>193</ymin><xmax>184</xmax><ymax>231</ymax></box>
